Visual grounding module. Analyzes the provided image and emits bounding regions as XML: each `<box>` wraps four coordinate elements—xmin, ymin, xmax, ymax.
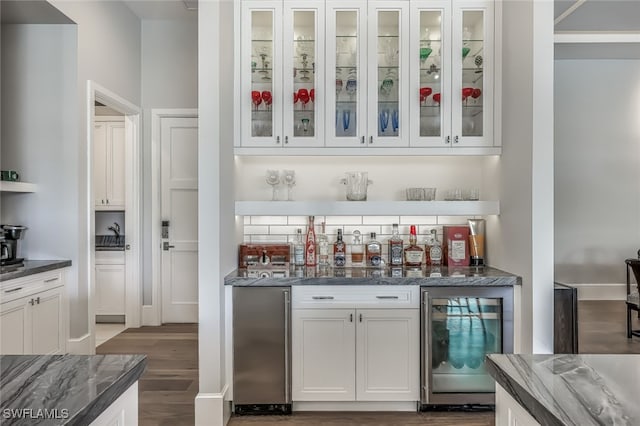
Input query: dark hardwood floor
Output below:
<box><xmin>95</xmin><ymin>301</ymin><xmax>640</xmax><ymax>425</ymax></box>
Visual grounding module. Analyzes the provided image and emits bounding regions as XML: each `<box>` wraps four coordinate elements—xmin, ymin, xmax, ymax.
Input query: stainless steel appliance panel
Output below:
<box><xmin>421</xmin><ymin>286</ymin><xmax>513</xmax><ymax>406</ymax></box>
<box><xmin>233</xmin><ymin>286</ymin><xmax>291</xmax><ymax>406</ymax></box>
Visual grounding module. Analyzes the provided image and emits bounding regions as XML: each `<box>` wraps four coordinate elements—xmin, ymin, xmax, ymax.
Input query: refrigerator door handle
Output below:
<box><xmin>421</xmin><ymin>290</ymin><xmax>431</xmax><ymax>404</ymax></box>
<box><xmin>284</xmin><ymin>289</ymin><xmax>291</xmax><ymax>403</ymax></box>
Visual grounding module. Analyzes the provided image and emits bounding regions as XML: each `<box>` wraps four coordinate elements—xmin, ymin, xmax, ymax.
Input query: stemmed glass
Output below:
<box><xmin>261</xmin><ymin>91</ymin><xmax>272</xmax><ymax>111</ymax></box>
<box><xmin>258</xmin><ymin>45</ymin><xmax>271</xmax><ymax>81</ymax></box>
<box><xmin>282</xmin><ymin>170</ymin><xmax>296</xmax><ymax>201</ymax></box>
<box><xmin>297</xmin><ymin>89</ymin><xmax>310</xmax><ymax>110</ymax></box>
<box><xmin>251</xmin><ymin>91</ymin><xmax>262</xmax><ymax>111</ymax></box>
<box><xmin>266</xmin><ymin>170</ymin><xmax>280</xmax><ymax>201</ymax></box>
<box><xmin>345</xmin><ymin>69</ymin><xmax>357</xmax><ymax>101</ymax></box>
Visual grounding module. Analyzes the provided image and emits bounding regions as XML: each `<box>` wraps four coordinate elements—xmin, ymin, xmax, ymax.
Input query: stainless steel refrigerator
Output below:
<box><xmin>233</xmin><ymin>286</ymin><xmax>291</xmax><ymax>414</ymax></box>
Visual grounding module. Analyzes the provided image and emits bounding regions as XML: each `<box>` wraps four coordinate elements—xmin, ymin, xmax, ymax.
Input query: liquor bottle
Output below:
<box><xmin>404</xmin><ymin>225</ymin><xmax>424</xmax><ymax>267</ymax></box>
<box><xmin>429</xmin><ymin>229</ymin><xmax>443</xmax><ymax>266</ymax></box>
<box><xmin>351</xmin><ymin>230</ymin><xmax>364</xmax><ymax>266</ymax></box>
<box><xmin>293</xmin><ymin>228</ymin><xmax>305</xmax><ymax>266</ymax></box>
<box><xmin>333</xmin><ymin>229</ymin><xmax>346</xmax><ymax>267</ymax></box>
<box><xmin>305</xmin><ymin>216</ymin><xmax>317</xmax><ymax>267</ymax></box>
<box><xmin>318</xmin><ymin>221</ymin><xmax>329</xmax><ymax>266</ymax></box>
<box><xmin>366</xmin><ymin>232</ymin><xmax>382</xmax><ymax>267</ymax></box>
<box><xmin>388</xmin><ymin>223</ymin><xmax>404</xmax><ymax>266</ymax></box>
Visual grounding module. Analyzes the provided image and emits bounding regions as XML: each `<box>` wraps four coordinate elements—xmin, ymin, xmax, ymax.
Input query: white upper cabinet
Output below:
<box><xmin>94</xmin><ymin>119</ymin><xmax>125</xmax><ymax>210</ymax></box>
<box><xmin>237</xmin><ymin>0</ymin><xmax>499</xmax><ymax>154</ymax></box>
<box><xmin>410</xmin><ymin>0</ymin><xmax>495</xmax><ymax>149</ymax></box>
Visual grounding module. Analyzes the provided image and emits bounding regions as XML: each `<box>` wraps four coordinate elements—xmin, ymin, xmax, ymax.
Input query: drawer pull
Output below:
<box><xmin>312</xmin><ymin>296</ymin><xmax>334</xmax><ymax>300</ymax></box>
<box><xmin>44</xmin><ymin>277</ymin><xmax>59</xmax><ymax>283</ymax></box>
<box><xmin>4</xmin><ymin>287</ymin><xmax>23</xmax><ymax>293</ymax></box>
<box><xmin>376</xmin><ymin>295</ymin><xmax>399</xmax><ymax>299</ymax></box>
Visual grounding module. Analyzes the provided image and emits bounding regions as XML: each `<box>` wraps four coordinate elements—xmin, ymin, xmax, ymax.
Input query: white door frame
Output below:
<box><xmin>149</xmin><ymin>109</ymin><xmax>199</xmax><ymax>326</ymax></box>
<box><xmin>87</xmin><ymin>81</ymin><xmax>142</xmax><ymax>351</ymax></box>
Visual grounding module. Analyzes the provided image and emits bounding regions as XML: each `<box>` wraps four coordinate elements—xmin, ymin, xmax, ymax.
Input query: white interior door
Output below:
<box><xmin>161</xmin><ymin>116</ymin><xmax>199</xmax><ymax>323</ymax></box>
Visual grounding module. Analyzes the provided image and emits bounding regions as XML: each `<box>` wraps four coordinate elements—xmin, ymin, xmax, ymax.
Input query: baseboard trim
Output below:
<box><xmin>570</xmin><ymin>283</ymin><xmax>626</xmax><ymax>301</ymax></box>
<box><xmin>142</xmin><ymin>305</ymin><xmax>160</xmax><ymax>326</ymax></box>
<box><xmin>195</xmin><ymin>384</ymin><xmax>230</xmax><ymax>426</ymax></box>
<box><xmin>67</xmin><ymin>333</ymin><xmax>92</xmax><ymax>354</ymax></box>
<box><xmin>293</xmin><ymin>401</ymin><xmax>417</xmax><ymax>412</ymax></box>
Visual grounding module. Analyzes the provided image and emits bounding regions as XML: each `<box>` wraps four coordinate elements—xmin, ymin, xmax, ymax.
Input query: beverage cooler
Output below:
<box><xmin>420</xmin><ymin>287</ymin><xmax>513</xmax><ymax>407</ymax></box>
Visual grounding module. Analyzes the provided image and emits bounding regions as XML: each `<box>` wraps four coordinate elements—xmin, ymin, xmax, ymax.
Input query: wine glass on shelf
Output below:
<box><xmin>251</xmin><ymin>90</ymin><xmax>262</xmax><ymax>111</ymax></box>
<box><xmin>345</xmin><ymin>69</ymin><xmax>357</xmax><ymax>101</ymax></box>
<box><xmin>257</xmin><ymin>45</ymin><xmax>271</xmax><ymax>81</ymax></box>
<box><xmin>282</xmin><ymin>170</ymin><xmax>296</xmax><ymax>201</ymax></box>
<box><xmin>420</xmin><ymin>87</ymin><xmax>432</xmax><ymax>106</ymax></box>
<box><xmin>261</xmin><ymin>90</ymin><xmax>272</xmax><ymax>111</ymax></box>
<box><xmin>266</xmin><ymin>170</ymin><xmax>280</xmax><ymax>201</ymax></box>
<box><xmin>471</xmin><ymin>88</ymin><xmax>482</xmax><ymax>104</ymax></box>
<box><xmin>297</xmin><ymin>88</ymin><xmax>310</xmax><ymax>110</ymax></box>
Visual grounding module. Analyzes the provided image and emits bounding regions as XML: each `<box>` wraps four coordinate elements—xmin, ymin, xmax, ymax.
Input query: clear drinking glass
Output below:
<box><xmin>265</xmin><ymin>170</ymin><xmax>280</xmax><ymax>201</ymax></box>
<box><xmin>282</xmin><ymin>170</ymin><xmax>296</xmax><ymax>201</ymax></box>
<box><xmin>377</xmin><ymin>10</ymin><xmax>400</xmax><ymax>137</ymax></box>
<box><xmin>335</xmin><ymin>11</ymin><xmax>358</xmax><ymax>138</ymax></box>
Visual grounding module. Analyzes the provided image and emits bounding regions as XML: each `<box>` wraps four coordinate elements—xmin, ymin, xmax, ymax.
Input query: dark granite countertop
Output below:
<box><xmin>0</xmin><ymin>354</ymin><xmax>146</xmax><ymax>426</ymax></box>
<box><xmin>0</xmin><ymin>260</ymin><xmax>72</xmax><ymax>282</ymax></box>
<box><xmin>225</xmin><ymin>265</ymin><xmax>521</xmax><ymax>286</ymax></box>
<box><xmin>487</xmin><ymin>354</ymin><xmax>640</xmax><ymax>426</ymax></box>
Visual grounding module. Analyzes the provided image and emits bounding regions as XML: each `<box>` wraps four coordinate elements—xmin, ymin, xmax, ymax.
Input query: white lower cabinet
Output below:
<box><xmin>96</xmin><ymin>264</ymin><xmax>126</xmax><ymax>315</ymax></box>
<box><xmin>0</xmin><ymin>271</ymin><xmax>67</xmax><ymax>355</ymax></box>
<box><xmin>292</xmin><ymin>286</ymin><xmax>419</xmax><ymax>402</ymax></box>
<box><xmin>495</xmin><ymin>383</ymin><xmax>540</xmax><ymax>426</ymax></box>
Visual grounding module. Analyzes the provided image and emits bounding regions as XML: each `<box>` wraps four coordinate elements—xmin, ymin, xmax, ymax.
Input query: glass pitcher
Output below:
<box><xmin>340</xmin><ymin>172</ymin><xmax>373</xmax><ymax>201</ymax></box>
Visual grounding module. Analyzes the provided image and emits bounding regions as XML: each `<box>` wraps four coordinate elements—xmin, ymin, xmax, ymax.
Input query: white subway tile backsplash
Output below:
<box><xmin>270</xmin><ymin>225</ymin><xmax>303</xmax><ymax>235</ymax></box>
<box><xmin>437</xmin><ymin>216</ymin><xmax>471</xmax><ymax>225</ymax></box>
<box><xmin>362</xmin><ymin>216</ymin><xmax>400</xmax><ymax>225</ymax></box>
<box><xmin>325</xmin><ymin>216</ymin><xmax>363</xmax><ymax>225</ymax></box>
<box><xmin>287</xmin><ymin>216</ymin><xmax>310</xmax><ymax>225</ymax></box>
<box><xmin>243</xmin><ymin>216</ymin><xmax>251</xmax><ymax>225</ymax></box>
<box><xmin>244</xmin><ymin>225</ymin><xmax>270</xmax><ymax>235</ymax></box>
<box><xmin>400</xmin><ymin>216</ymin><xmax>438</xmax><ymax>225</ymax></box>
<box><xmin>343</xmin><ymin>225</ymin><xmax>382</xmax><ymax>235</ymax></box>
<box><xmin>251</xmin><ymin>216</ymin><xmax>288</xmax><ymax>225</ymax></box>
<box><xmin>250</xmin><ymin>235</ymin><xmax>289</xmax><ymax>243</ymax></box>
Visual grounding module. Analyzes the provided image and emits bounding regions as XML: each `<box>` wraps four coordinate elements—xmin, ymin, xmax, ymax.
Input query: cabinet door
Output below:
<box><xmin>241</xmin><ymin>1</ymin><xmax>283</xmax><ymax>147</ymax></box>
<box><xmin>410</xmin><ymin>1</ymin><xmax>452</xmax><ymax>147</ymax></box>
<box><xmin>107</xmin><ymin>123</ymin><xmax>126</xmax><ymax>209</ymax></box>
<box><xmin>283</xmin><ymin>2</ymin><xmax>325</xmax><ymax>147</ymax></box>
<box><xmin>325</xmin><ymin>1</ymin><xmax>368</xmax><ymax>147</ymax></box>
<box><xmin>367</xmin><ymin>1</ymin><xmax>410</xmax><ymax>147</ymax></box>
<box><xmin>31</xmin><ymin>287</ymin><xmax>65</xmax><ymax>355</ymax></box>
<box><xmin>94</xmin><ymin>123</ymin><xmax>108</xmax><ymax>208</ymax></box>
<box><xmin>0</xmin><ymin>298</ymin><xmax>30</xmax><ymax>354</ymax></box>
<box><xmin>96</xmin><ymin>265</ymin><xmax>126</xmax><ymax>315</ymax></box>
<box><xmin>356</xmin><ymin>309</ymin><xmax>419</xmax><ymax>401</ymax></box>
<box><xmin>292</xmin><ymin>308</ymin><xmax>356</xmax><ymax>401</ymax></box>
<box><xmin>452</xmin><ymin>0</ymin><xmax>494</xmax><ymax>147</ymax></box>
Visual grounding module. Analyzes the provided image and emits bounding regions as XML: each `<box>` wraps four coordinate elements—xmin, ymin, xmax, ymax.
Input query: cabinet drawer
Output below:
<box><xmin>95</xmin><ymin>251</ymin><xmax>125</xmax><ymax>265</ymax></box>
<box><xmin>292</xmin><ymin>286</ymin><xmax>419</xmax><ymax>309</ymax></box>
<box><xmin>1</xmin><ymin>270</ymin><xmax>64</xmax><ymax>304</ymax></box>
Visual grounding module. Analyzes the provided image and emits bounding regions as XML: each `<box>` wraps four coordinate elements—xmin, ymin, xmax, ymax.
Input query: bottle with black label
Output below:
<box><xmin>333</xmin><ymin>229</ymin><xmax>346</xmax><ymax>267</ymax></box>
<box><xmin>404</xmin><ymin>225</ymin><xmax>424</xmax><ymax>267</ymax></box>
<box><xmin>366</xmin><ymin>232</ymin><xmax>382</xmax><ymax>267</ymax></box>
<box><xmin>388</xmin><ymin>223</ymin><xmax>404</xmax><ymax>266</ymax></box>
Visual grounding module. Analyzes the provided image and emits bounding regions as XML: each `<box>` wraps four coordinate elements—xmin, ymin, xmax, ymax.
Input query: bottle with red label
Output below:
<box><xmin>305</xmin><ymin>216</ymin><xmax>317</xmax><ymax>267</ymax></box>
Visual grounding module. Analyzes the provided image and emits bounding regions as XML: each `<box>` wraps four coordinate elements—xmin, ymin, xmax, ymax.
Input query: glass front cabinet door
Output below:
<box><xmin>410</xmin><ymin>0</ymin><xmax>494</xmax><ymax>148</ymax></box>
<box><xmin>241</xmin><ymin>1</ymin><xmax>325</xmax><ymax>148</ymax></box>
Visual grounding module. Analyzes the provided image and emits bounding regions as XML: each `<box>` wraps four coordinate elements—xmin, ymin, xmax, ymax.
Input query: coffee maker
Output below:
<box><xmin>1</xmin><ymin>225</ymin><xmax>28</xmax><ymax>268</ymax></box>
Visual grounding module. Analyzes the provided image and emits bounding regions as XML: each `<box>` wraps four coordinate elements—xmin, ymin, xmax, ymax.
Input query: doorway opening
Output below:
<box><xmin>87</xmin><ymin>81</ymin><xmax>141</xmax><ymax>350</ymax></box>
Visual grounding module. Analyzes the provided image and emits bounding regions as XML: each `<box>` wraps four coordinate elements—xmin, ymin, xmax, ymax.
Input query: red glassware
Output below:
<box><xmin>462</xmin><ymin>87</ymin><xmax>474</xmax><ymax>98</ymax></box>
<box><xmin>310</xmin><ymin>89</ymin><xmax>315</xmax><ymax>103</ymax></box>
<box><xmin>471</xmin><ymin>88</ymin><xmax>482</xmax><ymax>99</ymax></box>
<box><xmin>433</xmin><ymin>93</ymin><xmax>441</xmax><ymax>104</ymax></box>
<box><xmin>293</xmin><ymin>92</ymin><xmax>299</xmax><ymax>104</ymax></box>
<box><xmin>297</xmin><ymin>88</ymin><xmax>310</xmax><ymax>109</ymax></box>
<box><xmin>261</xmin><ymin>90</ymin><xmax>272</xmax><ymax>106</ymax></box>
<box><xmin>419</xmin><ymin>87</ymin><xmax>432</xmax><ymax>105</ymax></box>
<box><xmin>251</xmin><ymin>90</ymin><xmax>262</xmax><ymax>110</ymax></box>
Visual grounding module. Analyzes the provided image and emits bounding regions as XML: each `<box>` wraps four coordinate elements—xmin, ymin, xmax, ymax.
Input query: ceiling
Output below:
<box><xmin>122</xmin><ymin>0</ymin><xmax>197</xmax><ymax>21</ymax></box>
<box><xmin>554</xmin><ymin>0</ymin><xmax>640</xmax><ymax>32</ymax></box>
<box><xmin>1</xmin><ymin>0</ymin><xmax>74</xmax><ymax>24</ymax></box>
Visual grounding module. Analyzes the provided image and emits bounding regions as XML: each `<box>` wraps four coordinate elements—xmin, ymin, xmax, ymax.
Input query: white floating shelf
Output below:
<box><xmin>236</xmin><ymin>201</ymin><xmax>500</xmax><ymax>216</ymax></box>
<box><xmin>0</xmin><ymin>181</ymin><xmax>37</xmax><ymax>193</ymax></box>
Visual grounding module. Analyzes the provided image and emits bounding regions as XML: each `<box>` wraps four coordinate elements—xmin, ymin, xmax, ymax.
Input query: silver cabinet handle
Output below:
<box><xmin>369</xmin><ymin>136</ymin><xmax>373</xmax><ymax>144</ymax></box>
<box><xmin>312</xmin><ymin>296</ymin><xmax>334</xmax><ymax>300</ymax></box>
<box><xmin>125</xmin><ymin>244</ymin><xmax>131</xmax><ymax>250</ymax></box>
<box><xmin>285</xmin><ymin>136</ymin><xmax>289</xmax><ymax>144</ymax></box>
<box><xmin>454</xmin><ymin>135</ymin><xmax>459</xmax><ymax>144</ymax></box>
<box><xmin>376</xmin><ymin>295</ymin><xmax>399</xmax><ymax>299</ymax></box>
<box><xmin>359</xmin><ymin>313</ymin><xmax>363</xmax><ymax>322</ymax></box>
<box><xmin>361</xmin><ymin>136</ymin><xmax>365</xmax><ymax>144</ymax></box>
<box><xmin>422</xmin><ymin>290</ymin><xmax>430</xmax><ymax>402</ymax></box>
<box><xmin>44</xmin><ymin>278</ymin><xmax>59</xmax><ymax>283</ymax></box>
<box><xmin>446</xmin><ymin>136</ymin><xmax>450</xmax><ymax>144</ymax></box>
<box><xmin>106</xmin><ymin>199</ymin><xmax>110</xmax><ymax>204</ymax></box>
<box><xmin>5</xmin><ymin>287</ymin><xmax>23</xmax><ymax>293</ymax></box>
<box><xmin>29</xmin><ymin>298</ymin><xmax>35</xmax><ymax>306</ymax></box>
<box><xmin>276</xmin><ymin>136</ymin><xmax>280</xmax><ymax>144</ymax></box>
<box><xmin>35</xmin><ymin>297</ymin><xmax>41</xmax><ymax>304</ymax></box>
<box><xmin>350</xmin><ymin>313</ymin><xmax>353</xmax><ymax>322</ymax></box>
<box><xmin>163</xmin><ymin>242</ymin><xmax>175</xmax><ymax>251</ymax></box>
<box><xmin>101</xmin><ymin>200</ymin><xmax>105</xmax><ymax>204</ymax></box>
<box><xmin>283</xmin><ymin>289</ymin><xmax>291</xmax><ymax>403</ymax></box>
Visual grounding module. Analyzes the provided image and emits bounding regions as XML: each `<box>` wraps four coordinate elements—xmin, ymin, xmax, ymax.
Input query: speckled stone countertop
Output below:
<box><xmin>0</xmin><ymin>354</ymin><xmax>146</xmax><ymax>426</ymax></box>
<box><xmin>487</xmin><ymin>354</ymin><xmax>640</xmax><ymax>426</ymax></box>
<box><xmin>0</xmin><ymin>260</ymin><xmax>72</xmax><ymax>282</ymax></box>
<box><xmin>225</xmin><ymin>265</ymin><xmax>520</xmax><ymax>286</ymax></box>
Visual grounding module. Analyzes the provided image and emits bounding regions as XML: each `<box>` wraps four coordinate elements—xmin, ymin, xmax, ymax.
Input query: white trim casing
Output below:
<box><xmin>151</xmin><ymin>109</ymin><xmax>199</xmax><ymax>326</ymax></box>
<box><xmin>195</xmin><ymin>386</ymin><xmax>231</xmax><ymax>426</ymax></box>
<box><xmin>554</xmin><ymin>32</ymin><xmax>640</xmax><ymax>44</ymax></box>
<box><xmin>87</xmin><ymin>81</ymin><xmax>142</xmax><ymax>352</ymax></box>
<box><xmin>67</xmin><ymin>333</ymin><xmax>92</xmax><ymax>355</ymax></box>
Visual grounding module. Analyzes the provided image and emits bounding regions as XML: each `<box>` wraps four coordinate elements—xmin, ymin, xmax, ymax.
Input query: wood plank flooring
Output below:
<box><xmin>95</xmin><ymin>301</ymin><xmax>640</xmax><ymax>425</ymax></box>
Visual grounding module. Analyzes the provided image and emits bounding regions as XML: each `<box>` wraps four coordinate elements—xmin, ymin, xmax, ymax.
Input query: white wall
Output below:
<box><xmin>555</xmin><ymin>59</ymin><xmax>640</xmax><ymax>293</ymax></box>
<box><xmin>141</xmin><ymin>19</ymin><xmax>198</xmax><ymax>305</ymax></box>
<box><xmin>40</xmin><ymin>0</ymin><xmax>141</xmax><ymax>339</ymax></box>
<box><xmin>486</xmin><ymin>0</ymin><xmax>554</xmax><ymax>354</ymax></box>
